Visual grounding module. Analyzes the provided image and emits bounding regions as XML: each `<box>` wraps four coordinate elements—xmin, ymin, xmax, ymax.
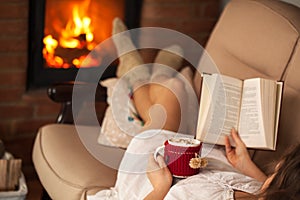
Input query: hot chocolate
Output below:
<box><xmin>168</xmin><ymin>137</ymin><xmax>200</xmax><ymax>147</ymax></box>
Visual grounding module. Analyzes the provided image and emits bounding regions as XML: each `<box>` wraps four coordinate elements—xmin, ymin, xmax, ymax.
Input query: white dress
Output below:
<box><xmin>87</xmin><ymin>130</ymin><xmax>262</xmax><ymax>200</ymax></box>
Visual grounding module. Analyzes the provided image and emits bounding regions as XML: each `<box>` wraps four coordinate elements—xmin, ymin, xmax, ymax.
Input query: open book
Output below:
<box><xmin>196</xmin><ymin>73</ymin><xmax>283</xmax><ymax>150</ymax></box>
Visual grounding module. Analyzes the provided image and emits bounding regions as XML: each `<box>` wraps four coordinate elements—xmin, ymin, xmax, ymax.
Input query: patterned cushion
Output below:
<box><xmin>98</xmin><ymin>78</ymin><xmax>143</xmax><ymax>148</ymax></box>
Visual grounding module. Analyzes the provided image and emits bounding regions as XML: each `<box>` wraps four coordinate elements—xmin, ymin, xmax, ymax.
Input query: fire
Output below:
<box><xmin>60</xmin><ymin>5</ymin><xmax>95</xmax><ymax>50</ymax></box>
<box><xmin>43</xmin><ymin>35</ymin><xmax>58</xmax><ymax>54</ymax></box>
<box><xmin>43</xmin><ymin>35</ymin><xmax>64</xmax><ymax>67</ymax></box>
<box><xmin>43</xmin><ymin>3</ymin><xmax>97</xmax><ymax>68</ymax></box>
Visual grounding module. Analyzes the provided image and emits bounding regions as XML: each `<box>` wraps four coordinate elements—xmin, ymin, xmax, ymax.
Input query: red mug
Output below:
<box><xmin>155</xmin><ymin>137</ymin><xmax>202</xmax><ymax>178</ymax></box>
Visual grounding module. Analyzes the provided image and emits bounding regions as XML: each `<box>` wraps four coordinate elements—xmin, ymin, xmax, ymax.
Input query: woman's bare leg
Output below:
<box><xmin>132</xmin><ymin>78</ymin><xmax>186</xmax><ymax>132</ymax></box>
<box><xmin>112</xmin><ymin>18</ymin><xmax>186</xmax><ymax>132</ymax></box>
<box><xmin>132</xmin><ymin>83</ymin><xmax>153</xmax><ymax>123</ymax></box>
<box><xmin>150</xmin><ymin>78</ymin><xmax>185</xmax><ymax>132</ymax></box>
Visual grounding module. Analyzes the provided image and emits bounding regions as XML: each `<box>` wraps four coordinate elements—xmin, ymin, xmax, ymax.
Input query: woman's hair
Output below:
<box><xmin>261</xmin><ymin>144</ymin><xmax>300</xmax><ymax>200</ymax></box>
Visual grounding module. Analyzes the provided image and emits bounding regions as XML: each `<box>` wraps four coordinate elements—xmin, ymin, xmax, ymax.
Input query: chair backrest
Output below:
<box><xmin>194</xmin><ymin>0</ymin><xmax>300</xmax><ymax>172</ymax></box>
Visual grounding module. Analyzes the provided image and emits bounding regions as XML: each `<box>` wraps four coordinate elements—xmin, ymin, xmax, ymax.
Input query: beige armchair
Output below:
<box><xmin>33</xmin><ymin>0</ymin><xmax>300</xmax><ymax>199</ymax></box>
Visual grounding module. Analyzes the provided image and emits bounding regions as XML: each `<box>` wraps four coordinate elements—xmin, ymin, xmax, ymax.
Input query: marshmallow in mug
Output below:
<box><xmin>168</xmin><ymin>137</ymin><xmax>201</xmax><ymax>147</ymax></box>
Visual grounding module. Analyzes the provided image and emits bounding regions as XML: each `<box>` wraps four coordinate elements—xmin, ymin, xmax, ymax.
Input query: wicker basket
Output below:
<box><xmin>0</xmin><ymin>153</ymin><xmax>27</xmax><ymax>200</ymax></box>
<box><xmin>0</xmin><ymin>173</ymin><xmax>27</xmax><ymax>200</ymax></box>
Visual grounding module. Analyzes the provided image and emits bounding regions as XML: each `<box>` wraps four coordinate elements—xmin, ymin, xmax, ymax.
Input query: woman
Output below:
<box><xmin>89</xmin><ymin>18</ymin><xmax>300</xmax><ymax>200</ymax></box>
<box><xmin>146</xmin><ymin>129</ymin><xmax>300</xmax><ymax>200</ymax></box>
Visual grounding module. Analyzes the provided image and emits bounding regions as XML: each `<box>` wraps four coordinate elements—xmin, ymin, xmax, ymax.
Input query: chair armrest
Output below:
<box><xmin>47</xmin><ymin>81</ymin><xmax>107</xmax><ymax>103</ymax></box>
<box><xmin>47</xmin><ymin>81</ymin><xmax>108</xmax><ymax>124</ymax></box>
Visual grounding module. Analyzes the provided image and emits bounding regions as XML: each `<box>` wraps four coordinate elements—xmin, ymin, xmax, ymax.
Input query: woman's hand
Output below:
<box><xmin>225</xmin><ymin>129</ymin><xmax>267</xmax><ymax>182</ymax></box>
<box><xmin>225</xmin><ymin>128</ymin><xmax>252</xmax><ymax>170</ymax></box>
<box><xmin>144</xmin><ymin>155</ymin><xmax>172</xmax><ymax>200</ymax></box>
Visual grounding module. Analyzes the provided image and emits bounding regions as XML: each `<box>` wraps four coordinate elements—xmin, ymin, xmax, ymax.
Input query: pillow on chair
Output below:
<box><xmin>97</xmin><ymin>78</ymin><xmax>143</xmax><ymax>149</ymax></box>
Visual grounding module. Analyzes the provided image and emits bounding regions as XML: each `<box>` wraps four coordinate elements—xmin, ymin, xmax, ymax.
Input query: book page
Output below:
<box><xmin>196</xmin><ymin>75</ymin><xmax>214</xmax><ymax>141</ymax></box>
<box><xmin>197</xmin><ymin>74</ymin><xmax>243</xmax><ymax>145</ymax></box>
<box><xmin>262</xmin><ymin>79</ymin><xmax>277</xmax><ymax>149</ymax></box>
<box><xmin>239</xmin><ymin>78</ymin><xmax>280</xmax><ymax>149</ymax></box>
<box><xmin>273</xmin><ymin>82</ymin><xmax>283</xmax><ymax>150</ymax></box>
<box><xmin>238</xmin><ymin>78</ymin><xmax>265</xmax><ymax>147</ymax></box>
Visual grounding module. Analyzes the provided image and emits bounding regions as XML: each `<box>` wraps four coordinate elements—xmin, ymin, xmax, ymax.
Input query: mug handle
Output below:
<box><xmin>154</xmin><ymin>145</ymin><xmax>164</xmax><ymax>162</ymax></box>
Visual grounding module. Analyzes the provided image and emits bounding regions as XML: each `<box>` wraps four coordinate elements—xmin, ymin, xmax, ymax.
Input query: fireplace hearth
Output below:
<box><xmin>28</xmin><ymin>0</ymin><xmax>142</xmax><ymax>88</ymax></box>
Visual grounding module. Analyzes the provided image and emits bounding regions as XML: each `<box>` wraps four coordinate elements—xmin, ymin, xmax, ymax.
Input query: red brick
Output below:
<box><xmin>143</xmin><ymin>0</ymin><xmax>204</xmax><ymax>4</ymax></box>
<box><xmin>142</xmin><ymin>3</ymin><xmax>192</xmax><ymax>20</ymax></box>
<box><xmin>13</xmin><ymin>119</ymin><xmax>53</xmax><ymax>136</ymax></box>
<box><xmin>0</xmin><ymin>87</ymin><xmax>24</xmax><ymax>102</ymax></box>
<box><xmin>0</xmin><ymin>71</ymin><xmax>26</xmax><ymax>87</ymax></box>
<box><xmin>0</xmin><ymin>53</ymin><xmax>27</xmax><ymax>70</ymax></box>
<box><xmin>0</xmin><ymin>104</ymin><xmax>33</xmax><ymax>119</ymax></box>
<box><xmin>188</xmin><ymin>33</ymin><xmax>210</xmax><ymax>46</ymax></box>
<box><xmin>192</xmin><ymin>1</ymin><xmax>221</xmax><ymax>17</ymax></box>
<box><xmin>192</xmin><ymin>1</ymin><xmax>205</xmax><ymax>18</ymax></box>
<box><xmin>0</xmin><ymin>37</ymin><xmax>28</xmax><ymax>52</ymax></box>
<box><xmin>140</xmin><ymin>18</ymin><xmax>180</xmax><ymax>29</ymax></box>
<box><xmin>3</xmin><ymin>135</ymin><xmax>38</xmax><ymax>180</ymax></box>
<box><xmin>22</xmin><ymin>90</ymin><xmax>53</xmax><ymax>104</ymax></box>
<box><xmin>204</xmin><ymin>1</ymin><xmax>221</xmax><ymax>18</ymax></box>
<box><xmin>0</xmin><ymin>2</ymin><xmax>28</xmax><ymax>19</ymax></box>
<box><xmin>0</xmin><ymin>122</ymin><xmax>12</xmax><ymax>139</ymax></box>
<box><xmin>0</xmin><ymin>0</ymin><xmax>27</xmax><ymax>3</ymax></box>
<box><xmin>3</xmin><ymin>137</ymin><xmax>36</xmax><ymax>168</ymax></box>
<box><xmin>35</xmin><ymin>103</ymin><xmax>61</xmax><ymax>117</ymax></box>
<box><xmin>178</xmin><ymin>19</ymin><xmax>217</xmax><ymax>34</ymax></box>
<box><xmin>0</xmin><ymin>20</ymin><xmax>28</xmax><ymax>36</ymax></box>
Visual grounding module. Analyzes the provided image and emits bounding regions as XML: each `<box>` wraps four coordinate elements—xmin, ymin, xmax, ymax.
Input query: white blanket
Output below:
<box><xmin>87</xmin><ymin>130</ymin><xmax>262</xmax><ymax>200</ymax></box>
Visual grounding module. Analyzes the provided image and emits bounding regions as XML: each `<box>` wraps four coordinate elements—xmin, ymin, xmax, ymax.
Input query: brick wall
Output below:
<box><xmin>0</xmin><ymin>0</ymin><xmax>61</xmax><ymax>180</ymax></box>
<box><xmin>141</xmin><ymin>0</ymin><xmax>220</xmax><ymax>44</ymax></box>
<box><xmin>140</xmin><ymin>0</ymin><xmax>221</xmax><ymax>62</ymax></box>
<box><xmin>0</xmin><ymin>0</ymin><xmax>220</xmax><ymax>181</ymax></box>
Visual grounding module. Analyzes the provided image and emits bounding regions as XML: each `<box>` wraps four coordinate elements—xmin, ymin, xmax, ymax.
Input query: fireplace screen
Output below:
<box><xmin>28</xmin><ymin>0</ymin><xmax>142</xmax><ymax>88</ymax></box>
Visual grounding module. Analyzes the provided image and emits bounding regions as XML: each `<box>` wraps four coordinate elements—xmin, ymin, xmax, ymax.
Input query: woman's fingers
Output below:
<box><xmin>230</xmin><ymin>128</ymin><xmax>244</xmax><ymax>146</ymax></box>
<box><xmin>147</xmin><ymin>155</ymin><xmax>166</xmax><ymax>173</ymax></box>
<box><xmin>224</xmin><ymin>135</ymin><xmax>232</xmax><ymax>154</ymax></box>
<box><xmin>156</xmin><ymin>155</ymin><xmax>167</xmax><ymax>168</ymax></box>
<box><xmin>147</xmin><ymin>154</ymin><xmax>160</xmax><ymax>172</ymax></box>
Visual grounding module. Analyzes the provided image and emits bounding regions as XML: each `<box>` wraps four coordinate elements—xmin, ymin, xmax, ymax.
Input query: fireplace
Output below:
<box><xmin>28</xmin><ymin>0</ymin><xmax>142</xmax><ymax>88</ymax></box>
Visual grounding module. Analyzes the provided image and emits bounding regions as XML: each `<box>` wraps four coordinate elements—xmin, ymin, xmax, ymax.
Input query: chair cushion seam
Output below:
<box><xmin>39</xmin><ymin>127</ymin><xmax>85</xmax><ymax>190</ymax></box>
<box><xmin>280</xmin><ymin>37</ymin><xmax>300</xmax><ymax>81</ymax></box>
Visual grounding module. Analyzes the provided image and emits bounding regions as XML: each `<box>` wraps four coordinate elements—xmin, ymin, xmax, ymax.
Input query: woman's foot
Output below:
<box><xmin>112</xmin><ymin>18</ymin><xmax>150</xmax><ymax>85</ymax></box>
<box><xmin>151</xmin><ymin>45</ymin><xmax>183</xmax><ymax>80</ymax></box>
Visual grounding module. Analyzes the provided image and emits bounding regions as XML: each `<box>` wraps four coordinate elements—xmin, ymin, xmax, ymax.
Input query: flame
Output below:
<box><xmin>43</xmin><ymin>35</ymin><xmax>58</xmax><ymax>54</ymax></box>
<box><xmin>60</xmin><ymin>5</ymin><xmax>94</xmax><ymax>49</ymax></box>
<box><xmin>43</xmin><ymin>2</ymin><xmax>96</xmax><ymax>68</ymax></box>
<box><xmin>43</xmin><ymin>35</ymin><xmax>65</xmax><ymax>68</ymax></box>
